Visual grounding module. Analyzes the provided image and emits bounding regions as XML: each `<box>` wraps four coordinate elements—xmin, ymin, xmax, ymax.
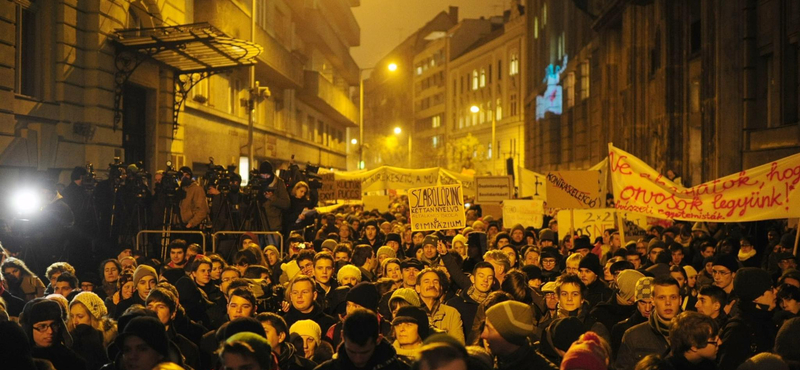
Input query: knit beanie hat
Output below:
<box><xmin>494</xmin><ymin>232</ymin><xmax>510</xmax><ymax>244</ymax></box>
<box><xmin>225</xmin><ymin>332</ymin><xmax>273</xmax><ymax>367</ymax></box>
<box><xmin>542</xmin><ymin>282</ymin><xmax>557</xmax><ymax>293</ymax></box>
<box><xmin>560</xmin><ymin>332</ymin><xmax>609</xmax><ymax>370</ymax></box>
<box><xmin>511</xmin><ymin>224</ymin><xmax>525</xmax><ymax>234</ymax></box>
<box><xmin>549</xmin><ymin>317</ymin><xmax>587</xmax><ymax>352</ymax></box>
<box><xmin>617</xmin><ymin>270</ymin><xmax>645</xmax><ymax>302</ymax></box>
<box><xmin>485</xmin><ymin>301</ymin><xmax>535</xmax><ymax>346</ymax></box>
<box><xmin>346</xmin><ymin>282</ymin><xmax>380</xmax><ymax>311</ymax></box>
<box><xmin>578</xmin><ymin>253</ymin><xmax>603</xmax><ymax>277</ymax></box>
<box><xmin>780</xmin><ymin>232</ymin><xmax>796</xmax><ymax>249</ymax></box>
<box><xmin>775</xmin><ymin>317</ymin><xmax>800</xmax><ymax>362</ymax></box>
<box><xmin>635</xmin><ymin>277</ymin><xmax>655</xmax><ymax>301</ymax></box>
<box><xmin>289</xmin><ymin>320</ymin><xmax>322</xmax><ymax>344</ymax></box>
<box><xmin>393</xmin><ymin>305</ymin><xmax>430</xmax><ymax>339</ymax></box>
<box><xmin>521</xmin><ymin>265</ymin><xmax>543</xmax><ymax>281</ymax></box>
<box><xmin>422</xmin><ymin>234</ymin><xmax>439</xmax><ymax>247</ymax></box>
<box><xmin>389</xmin><ymin>287</ymin><xmax>421</xmax><ymax>308</ymax></box>
<box><xmin>713</xmin><ymin>254</ymin><xmax>740</xmax><ymax>274</ymax></box>
<box><xmin>573</xmin><ymin>236</ymin><xmax>592</xmax><ymax>251</ymax></box>
<box><xmin>377</xmin><ymin>246</ymin><xmax>396</xmax><ymax>260</ymax></box>
<box><xmin>539</xmin><ymin>229</ymin><xmax>557</xmax><ymax>243</ymax></box>
<box><xmin>45</xmin><ymin>294</ymin><xmax>69</xmax><ymax>320</ymax></box>
<box><xmin>386</xmin><ymin>233</ymin><xmax>402</xmax><ymax>244</ymax></box>
<box><xmin>70</xmin><ymin>292</ymin><xmax>107</xmax><ymax>320</ymax></box>
<box><xmin>263</xmin><ymin>245</ymin><xmax>280</xmax><ymax>259</ymax></box>
<box><xmin>683</xmin><ymin>265</ymin><xmax>698</xmax><ymax>278</ymax></box>
<box><xmin>337</xmin><ymin>264</ymin><xmax>362</xmax><ymax>283</ymax></box>
<box><xmin>737</xmin><ymin>353</ymin><xmax>790</xmax><ymax>370</ymax></box>
<box><xmin>115</xmin><ymin>316</ymin><xmax>169</xmax><ymax>358</ymax></box>
<box><xmin>326</xmin><ymin>286</ymin><xmax>351</xmax><ymax>316</ymax></box>
<box><xmin>321</xmin><ymin>239</ymin><xmax>338</xmax><ymax>252</ymax></box>
<box><xmin>452</xmin><ymin>234</ymin><xmax>467</xmax><ymax>247</ymax></box>
<box><xmin>648</xmin><ymin>240</ymin><xmax>667</xmax><ymax>254</ymax></box>
<box><xmin>472</xmin><ymin>220</ymin><xmax>485</xmax><ymax>230</ymax></box>
<box><xmin>133</xmin><ymin>265</ymin><xmax>157</xmax><ymax>288</ymax></box>
<box><xmin>734</xmin><ymin>267</ymin><xmax>773</xmax><ymax>302</ymax></box>
<box><xmin>691</xmin><ymin>222</ymin><xmax>710</xmax><ymax>235</ymax></box>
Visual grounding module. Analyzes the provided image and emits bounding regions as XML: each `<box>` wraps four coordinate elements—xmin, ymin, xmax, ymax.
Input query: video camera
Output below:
<box><xmin>125</xmin><ymin>161</ymin><xmax>151</xmax><ymax>199</ymax></box>
<box><xmin>280</xmin><ymin>155</ymin><xmax>323</xmax><ymax>191</ymax></box>
<box><xmin>82</xmin><ymin>163</ymin><xmax>97</xmax><ymax>191</ymax></box>
<box><xmin>204</xmin><ymin>157</ymin><xmax>238</xmax><ymax>194</ymax></box>
<box><xmin>108</xmin><ymin>157</ymin><xmax>126</xmax><ymax>189</ymax></box>
<box><xmin>157</xmin><ymin>160</ymin><xmax>181</xmax><ymax>198</ymax></box>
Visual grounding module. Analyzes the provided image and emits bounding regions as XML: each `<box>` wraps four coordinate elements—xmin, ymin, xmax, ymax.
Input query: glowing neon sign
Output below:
<box><xmin>536</xmin><ymin>55</ymin><xmax>567</xmax><ymax>120</ymax></box>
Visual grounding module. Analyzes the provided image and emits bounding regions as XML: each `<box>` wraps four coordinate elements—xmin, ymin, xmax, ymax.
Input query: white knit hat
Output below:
<box><xmin>337</xmin><ymin>264</ymin><xmax>362</xmax><ymax>283</ymax></box>
<box><xmin>289</xmin><ymin>319</ymin><xmax>321</xmax><ymax>344</ymax></box>
<box><xmin>70</xmin><ymin>291</ymin><xmax>108</xmax><ymax>319</ymax></box>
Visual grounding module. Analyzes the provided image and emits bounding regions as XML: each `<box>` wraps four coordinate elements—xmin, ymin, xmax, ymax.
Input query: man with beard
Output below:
<box><xmin>415</xmin><ymin>268</ymin><xmax>464</xmax><ymax>344</ymax></box>
<box><xmin>616</xmin><ymin>276</ymin><xmax>682</xmax><ymax>370</ymax></box>
<box><xmin>177</xmin><ymin>167</ymin><xmax>208</xmax><ymax>246</ymax></box>
<box><xmin>446</xmin><ymin>261</ymin><xmax>495</xmax><ymax>341</ymax></box>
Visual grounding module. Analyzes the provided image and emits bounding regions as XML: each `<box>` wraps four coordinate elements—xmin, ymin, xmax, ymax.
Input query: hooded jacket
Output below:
<box><xmin>314</xmin><ymin>338</ymin><xmax>409</xmax><ymax>370</ymax></box>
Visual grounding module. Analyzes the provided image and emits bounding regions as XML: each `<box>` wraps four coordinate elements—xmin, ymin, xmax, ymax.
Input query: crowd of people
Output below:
<box><xmin>1</xmin><ymin>167</ymin><xmax>800</xmax><ymax>370</ymax></box>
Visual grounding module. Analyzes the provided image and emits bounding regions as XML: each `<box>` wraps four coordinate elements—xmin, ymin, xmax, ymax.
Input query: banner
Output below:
<box><xmin>362</xmin><ymin>195</ymin><xmax>392</xmax><ymax>211</ymax></box>
<box><xmin>609</xmin><ymin>144</ymin><xmax>800</xmax><ymax>221</ymax></box>
<box><xmin>517</xmin><ymin>167</ymin><xmax>547</xmax><ymax>200</ymax></box>
<box><xmin>503</xmin><ymin>200</ymin><xmax>544</xmax><ymax>228</ymax></box>
<box><xmin>409</xmin><ymin>184</ymin><xmax>466</xmax><ymax>231</ymax></box>
<box><xmin>476</xmin><ymin>176</ymin><xmax>514</xmax><ymax>203</ymax></box>
<box><xmin>545</xmin><ymin>170</ymin><xmax>603</xmax><ymax>209</ymax></box>
<box><xmin>318</xmin><ymin>173</ymin><xmax>361</xmax><ymax>201</ymax></box>
<box><xmin>556</xmin><ymin>208</ymin><xmax>669</xmax><ymax>243</ymax></box>
<box><xmin>333</xmin><ymin>166</ymin><xmax>475</xmax><ymax>197</ymax></box>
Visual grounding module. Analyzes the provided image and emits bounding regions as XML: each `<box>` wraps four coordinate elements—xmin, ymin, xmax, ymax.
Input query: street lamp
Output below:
<box><xmin>470</xmin><ymin>105</ymin><xmax>480</xmax><ymax>113</ymax></box>
<box><xmin>359</xmin><ymin>62</ymin><xmax>398</xmax><ymax>170</ymax></box>
<box><xmin>351</xmin><ymin>138</ymin><xmax>358</xmax><ymax>145</ymax></box>
<box><xmin>393</xmin><ymin>126</ymin><xmax>412</xmax><ymax>168</ymax></box>
<box><xmin>393</xmin><ymin>127</ymin><xmax>402</xmax><ymax>135</ymax></box>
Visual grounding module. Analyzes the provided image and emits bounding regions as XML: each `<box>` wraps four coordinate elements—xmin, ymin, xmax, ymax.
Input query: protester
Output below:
<box><xmin>20</xmin><ymin>298</ymin><xmax>86</xmax><ymax>370</ymax></box>
<box><xmin>315</xmin><ymin>309</ymin><xmax>408</xmax><ymax>370</ymax></box>
<box><xmin>481</xmin><ymin>300</ymin><xmax>557</xmax><ymax>370</ymax></box>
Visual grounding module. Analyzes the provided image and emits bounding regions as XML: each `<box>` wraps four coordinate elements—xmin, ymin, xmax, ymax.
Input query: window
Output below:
<box><xmin>472</xmin><ymin>70</ymin><xmax>479</xmax><ymax>90</ymax></box>
<box><xmin>256</xmin><ymin>0</ymin><xmax>269</xmax><ymax>30</ymax></box>
<box><xmin>496</xmin><ymin>98</ymin><xmax>502</xmax><ymax>120</ymax></box>
<box><xmin>509</xmin><ymin>53</ymin><xmax>519</xmax><ymax>76</ymax></box>
<box><xmin>690</xmin><ymin>1</ymin><xmax>701</xmax><ymax>55</ymax></box>
<box><xmin>480</xmin><ymin>106</ymin><xmax>485</xmax><ymax>124</ymax></box>
<box><xmin>565</xmin><ymin>72</ymin><xmax>575</xmax><ymax>108</ymax></box>
<box><xmin>480</xmin><ymin>69</ymin><xmax>486</xmax><ymax>87</ymax></box>
<box><xmin>498</xmin><ymin>60</ymin><xmax>502</xmax><ymax>80</ymax></box>
<box><xmin>534</xmin><ymin>17</ymin><xmax>539</xmax><ymax>39</ymax></box>
<box><xmin>784</xmin><ymin>43</ymin><xmax>799</xmax><ymax>125</ymax></box>
<box><xmin>417</xmin><ymin>66</ymin><xmax>423</xmax><ymax>75</ymax></box>
<box><xmin>432</xmin><ymin>136</ymin><xmax>440</xmax><ymax>148</ymax></box>
<box><xmin>432</xmin><ymin>115</ymin><xmax>441</xmax><ymax>128</ymax></box>
<box><xmin>15</xmin><ymin>1</ymin><xmax>39</xmax><ymax>97</ymax></box>
<box><xmin>510</xmin><ymin>94</ymin><xmax>518</xmax><ymax>116</ymax></box>
<box><xmin>459</xmin><ymin>116</ymin><xmax>464</xmax><ymax>129</ymax></box>
<box><xmin>488</xmin><ymin>65</ymin><xmax>492</xmax><ymax>84</ymax></box>
<box><xmin>580</xmin><ymin>62</ymin><xmax>590</xmax><ymax>100</ymax></box>
<box><xmin>488</xmin><ymin>143</ymin><xmax>492</xmax><ymax>159</ymax></box>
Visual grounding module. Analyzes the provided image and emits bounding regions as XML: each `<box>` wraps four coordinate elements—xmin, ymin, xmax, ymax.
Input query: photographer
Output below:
<box><xmin>178</xmin><ymin>167</ymin><xmax>209</xmax><ymax>245</ymax></box>
<box><xmin>257</xmin><ymin>161</ymin><xmax>290</xmax><ymax>234</ymax></box>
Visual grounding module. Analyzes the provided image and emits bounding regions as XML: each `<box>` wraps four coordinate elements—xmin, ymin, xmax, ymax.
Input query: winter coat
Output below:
<box><xmin>31</xmin><ymin>344</ymin><xmax>87</xmax><ymax>370</ymax></box>
<box><xmin>615</xmin><ymin>320</ymin><xmax>670</xmax><ymax>370</ymax></box>
<box><xmin>590</xmin><ymin>295</ymin><xmax>636</xmax><ymax>336</ymax></box>
<box><xmin>284</xmin><ymin>302</ymin><xmax>337</xmax><ymax>334</ymax></box>
<box><xmin>584</xmin><ymin>279</ymin><xmax>614</xmax><ymax>310</ymax></box>
<box><xmin>610</xmin><ymin>310</ymin><xmax>647</xmax><ymax>359</ymax></box>
<box><xmin>663</xmin><ymin>355</ymin><xmax>717</xmax><ymax>370</ymax></box>
<box><xmin>179</xmin><ymin>181</ymin><xmax>209</xmax><ymax>227</ymax></box>
<box><xmin>260</xmin><ymin>176</ymin><xmax>291</xmax><ymax>232</ymax></box>
<box><xmin>425</xmin><ymin>302</ymin><xmax>465</xmax><ymax>344</ymax></box>
<box><xmin>314</xmin><ymin>338</ymin><xmax>409</xmax><ymax>370</ymax></box>
<box><xmin>718</xmin><ymin>304</ymin><xmax>779</xmax><ymax>370</ymax></box>
<box><xmin>8</xmin><ymin>275</ymin><xmax>46</xmax><ymax>302</ymax></box>
<box><xmin>445</xmin><ymin>289</ymin><xmax>480</xmax><ymax>341</ymax></box>
<box><xmin>278</xmin><ymin>342</ymin><xmax>316</xmax><ymax>370</ymax></box>
<box><xmin>175</xmin><ymin>275</ymin><xmax>212</xmax><ymax>327</ymax></box>
<box><xmin>495</xmin><ymin>340</ymin><xmax>558</xmax><ymax>370</ymax></box>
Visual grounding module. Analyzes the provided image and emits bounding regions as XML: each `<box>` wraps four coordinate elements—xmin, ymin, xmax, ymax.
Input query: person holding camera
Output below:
<box><xmin>258</xmin><ymin>161</ymin><xmax>290</xmax><ymax>235</ymax></box>
<box><xmin>178</xmin><ymin>167</ymin><xmax>209</xmax><ymax>246</ymax></box>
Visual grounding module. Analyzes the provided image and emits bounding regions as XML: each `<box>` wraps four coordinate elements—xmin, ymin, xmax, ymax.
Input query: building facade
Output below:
<box><xmin>446</xmin><ymin>4</ymin><xmax>526</xmax><ymax>175</ymax></box>
<box><xmin>525</xmin><ymin>0</ymin><xmax>800</xmax><ymax>186</ymax></box>
<box><xmin>1</xmin><ymin>0</ymin><xmax>360</xmax><ymax>193</ymax></box>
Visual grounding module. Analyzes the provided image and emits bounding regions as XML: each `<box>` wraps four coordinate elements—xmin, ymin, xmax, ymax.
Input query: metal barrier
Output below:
<box><xmin>135</xmin><ymin>230</ymin><xmax>207</xmax><ymax>260</ymax></box>
<box><xmin>212</xmin><ymin>231</ymin><xmax>284</xmax><ymax>255</ymax></box>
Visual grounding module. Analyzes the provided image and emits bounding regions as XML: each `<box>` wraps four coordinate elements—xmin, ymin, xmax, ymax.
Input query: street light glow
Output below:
<box><xmin>12</xmin><ymin>189</ymin><xmax>41</xmax><ymax>215</ymax></box>
<box><xmin>388</xmin><ymin>63</ymin><xmax>398</xmax><ymax>72</ymax></box>
<box><xmin>394</xmin><ymin>127</ymin><xmax>402</xmax><ymax>135</ymax></box>
<box><xmin>470</xmin><ymin>105</ymin><xmax>480</xmax><ymax>113</ymax></box>
<box><xmin>351</xmin><ymin>138</ymin><xmax>358</xmax><ymax>145</ymax></box>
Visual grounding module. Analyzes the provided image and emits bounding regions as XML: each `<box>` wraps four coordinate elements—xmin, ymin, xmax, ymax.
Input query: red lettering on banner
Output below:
<box><xmin>710</xmin><ymin>187</ymin><xmax>785</xmax><ymax>217</ymax></box>
<box><xmin>619</xmin><ymin>186</ymin><xmax>703</xmax><ymax>212</ymax></box>
<box><xmin>610</xmin><ymin>152</ymin><xmax>633</xmax><ymax>175</ymax></box>
<box><xmin>767</xmin><ymin>162</ymin><xmax>800</xmax><ymax>185</ymax></box>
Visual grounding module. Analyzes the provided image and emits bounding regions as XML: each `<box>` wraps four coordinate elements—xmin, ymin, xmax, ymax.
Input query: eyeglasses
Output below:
<box><xmin>32</xmin><ymin>322</ymin><xmax>59</xmax><ymax>332</ymax></box>
<box><xmin>707</xmin><ymin>338</ymin><xmax>720</xmax><ymax>347</ymax></box>
<box><xmin>711</xmin><ymin>269</ymin><xmax>731</xmax><ymax>276</ymax></box>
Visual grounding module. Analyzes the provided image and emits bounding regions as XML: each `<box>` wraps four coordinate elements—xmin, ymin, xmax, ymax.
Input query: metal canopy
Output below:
<box><xmin>111</xmin><ymin>23</ymin><xmax>263</xmax><ymax>133</ymax></box>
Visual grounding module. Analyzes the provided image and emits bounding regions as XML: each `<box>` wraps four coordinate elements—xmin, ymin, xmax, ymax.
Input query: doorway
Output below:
<box><xmin>123</xmin><ymin>83</ymin><xmax>147</xmax><ymax>167</ymax></box>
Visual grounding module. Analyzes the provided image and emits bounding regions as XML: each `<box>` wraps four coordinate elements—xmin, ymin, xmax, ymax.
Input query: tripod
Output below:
<box><xmin>210</xmin><ymin>191</ymin><xmax>236</xmax><ymax>232</ymax></box>
<box><xmin>159</xmin><ymin>197</ymin><xmax>182</xmax><ymax>260</ymax></box>
<box><xmin>239</xmin><ymin>193</ymin><xmax>268</xmax><ymax>232</ymax></box>
<box><xmin>121</xmin><ymin>198</ymin><xmax>149</xmax><ymax>250</ymax></box>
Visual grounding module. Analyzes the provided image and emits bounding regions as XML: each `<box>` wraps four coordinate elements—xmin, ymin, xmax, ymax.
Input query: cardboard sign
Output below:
<box><xmin>518</xmin><ymin>167</ymin><xmax>547</xmax><ymax>200</ymax></box>
<box><xmin>503</xmin><ymin>200</ymin><xmax>544</xmax><ymax>228</ymax></box>
<box><xmin>409</xmin><ymin>184</ymin><xmax>466</xmax><ymax>231</ymax></box>
<box><xmin>318</xmin><ymin>173</ymin><xmax>336</xmax><ymax>202</ymax></box>
<box><xmin>476</xmin><ymin>176</ymin><xmax>514</xmax><ymax>203</ymax></box>
<box><xmin>557</xmin><ymin>208</ymin><xmax>671</xmax><ymax>243</ymax></box>
<box><xmin>545</xmin><ymin>170</ymin><xmax>603</xmax><ymax>209</ymax></box>
<box><xmin>609</xmin><ymin>144</ymin><xmax>800</xmax><ymax>221</ymax></box>
<box><xmin>335</xmin><ymin>180</ymin><xmax>362</xmax><ymax>200</ymax></box>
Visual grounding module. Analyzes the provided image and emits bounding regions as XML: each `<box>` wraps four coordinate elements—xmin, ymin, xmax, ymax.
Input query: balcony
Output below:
<box><xmin>298</xmin><ymin>71</ymin><xmax>359</xmax><ymax>127</ymax></box>
<box><xmin>304</xmin><ymin>7</ymin><xmax>360</xmax><ymax>84</ymax></box>
<box><xmin>193</xmin><ymin>0</ymin><xmax>304</xmax><ymax>89</ymax></box>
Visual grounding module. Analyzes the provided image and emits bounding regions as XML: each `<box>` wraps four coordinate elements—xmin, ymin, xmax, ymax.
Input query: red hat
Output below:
<box><xmin>560</xmin><ymin>331</ymin><xmax>609</xmax><ymax>370</ymax></box>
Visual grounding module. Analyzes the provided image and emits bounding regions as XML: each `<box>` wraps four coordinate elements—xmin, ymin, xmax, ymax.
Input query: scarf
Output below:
<box><xmin>467</xmin><ymin>286</ymin><xmax>489</xmax><ymax>304</ymax></box>
<box><xmin>738</xmin><ymin>248</ymin><xmax>757</xmax><ymax>261</ymax></box>
<box><xmin>648</xmin><ymin>311</ymin><xmax>672</xmax><ymax>340</ymax></box>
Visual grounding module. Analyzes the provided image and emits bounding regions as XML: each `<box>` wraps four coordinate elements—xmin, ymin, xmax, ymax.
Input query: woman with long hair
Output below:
<box><xmin>105</xmin><ymin>272</ymin><xmax>134</xmax><ymax>317</ymax></box>
<box><xmin>68</xmin><ymin>291</ymin><xmax>118</xmax><ymax>347</ymax></box>
<box><xmin>1</xmin><ymin>257</ymin><xmax>45</xmax><ymax>302</ymax></box>
<box><xmin>99</xmin><ymin>259</ymin><xmax>121</xmax><ymax>299</ymax></box>
<box><xmin>284</xmin><ymin>181</ymin><xmax>315</xmax><ymax>236</ymax></box>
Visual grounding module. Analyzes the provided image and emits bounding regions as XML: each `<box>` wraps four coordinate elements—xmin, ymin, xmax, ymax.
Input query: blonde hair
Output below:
<box><xmin>292</xmin><ymin>181</ymin><xmax>310</xmax><ymax>199</ymax></box>
<box><xmin>67</xmin><ymin>301</ymin><xmax>118</xmax><ymax>347</ymax></box>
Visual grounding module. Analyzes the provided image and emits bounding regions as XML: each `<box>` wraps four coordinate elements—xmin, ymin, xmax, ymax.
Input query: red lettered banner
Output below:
<box><xmin>608</xmin><ymin>144</ymin><xmax>800</xmax><ymax>221</ymax></box>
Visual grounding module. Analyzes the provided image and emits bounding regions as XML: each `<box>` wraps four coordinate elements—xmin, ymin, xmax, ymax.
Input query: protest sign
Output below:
<box><xmin>517</xmin><ymin>167</ymin><xmax>547</xmax><ymax>200</ymax></box>
<box><xmin>318</xmin><ymin>173</ymin><xmax>336</xmax><ymax>202</ymax></box>
<box><xmin>557</xmin><ymin>209</ymin><xmax>617</xmax><ymax>242</ymax></box>
<box><xmin>609</xmin><ymin>144</ymin><xmax>800</xmax><ymax>221</ymax></box>
<box><xmin>545</xmin><ymin>171</ymin><xmax>603</xmax><ymax>209</ymax></box>
<box><xmin>335</xmin><ymin>180</ymin><xmax>361</xmax><ymax>200</ymax></box>
<box><xmin>503</xmin><ymin>200</ymin><xmax>544</xmax><ymax>228</ymax></box>
<box><xmin>476</xmin><ymin>176</ymin><xmax>514</xmax><ymax>203</ymax></box>
<box><xmin>409</xmin><ymin>184</ymin><xmax>466</xmax><ymax>231</ymax></box>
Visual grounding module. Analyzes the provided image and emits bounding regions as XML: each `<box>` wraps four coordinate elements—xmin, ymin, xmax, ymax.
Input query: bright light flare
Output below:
<box><xmin>351</xmin><ymin>138</ymin><xmax>358</xmax><ymax>145</ymax></box>
<box><xmin>12</xmin><ymin>189</ymin><xmax>41</xmax><ymax>215</ymax></box>
<box><xmin>470</xmin><ymin>105</ymin><xmax>480</xmax><ymax>113</ymax></box>
<box><xmin>388</xmin><ymin>63</ymin><xmax>398</xmax><ymax>72</ymax></box>
<box><xmin>393</xmin><ymin>127</ymin><xmax>402</xmax><ymax>135</ymax></box>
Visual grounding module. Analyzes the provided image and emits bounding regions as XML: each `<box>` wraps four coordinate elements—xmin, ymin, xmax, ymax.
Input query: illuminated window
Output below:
<box><xmin>510</xmin><ymin>53</ymin><xmax>519</xmax><ymax>76</ymax></box>
<box><xmin>473</xmin><ymin>70</ymin><xmax>478</xmax><ymax>90</ymax></box>
<box><xmin>496</xmin><ymin>98</ymin><xmax>502</xmax><ymax>120</ymax></box>
<box><xmin>432</xmin><ymin>115</ymin><xmax>441</xmax><ymax>128</ymax></box>
<box><xmin>565</xmin><ymin>72</ymin><xmax>575</xmax><ymax>108</ymax></box>
<box><xmin>480</xmin><ymin>69</ymin><xmax>486</xmax><ymax>87</ymax></box>
<box><xmin>534</xmin><ymin>17</ymin><xmax>539</xmax><ymax>39</ymax></box>
<box><xmin>432</xmin><ymin>136</ymin><xmax>440</xmax><ymax>148</ymax></box>
<box><xmin>417</xmin><ymin>66</ymin><xmax>423</xmax><ymax>75</ymax></box>
<box><xmin>488</xmin><ymin>143</ymin><xmax>492</xmax><ymax>159</ymax></box>
<box><xmin>580</xmin><ymin>62</ymin><xmax>590</xmax><ymax>100</ymax></box>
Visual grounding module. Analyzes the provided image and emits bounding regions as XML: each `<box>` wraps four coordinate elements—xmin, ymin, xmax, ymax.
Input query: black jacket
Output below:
<box><xmin>495</xmin><ymin>340</ymin><xmax>558</xmax><ymax>370</ymax></box>
<box><xmin>278</xmin><ymin>342</ymin><xmax>317</xmax><ymax>370</ymax></box>
<box><xmin>283</xmin><ymin>303</ymin><xmax>337</xmax><ymax>334</ymax></box>
<box><xmin>584</xmin><ymin>279</ymin><xmax>614</xmax><ymax>310</ymax></box>
<box><xmin>590</xmin><ymin>295</ymin><xmax>636</xmax><ymax>335</ymax></box>
<box><xmin>314</xmin><ymin>338</ymin><xmax>408</xmax><ymax>370</ymax></box>
<box><xmin>610</xmin><ymin>310</ymin><xmax>647</xmax><ymax>359</ymax></box>
<box><xmin>663</xmin><ymin>355</ymin><xmax>717</xmax><ymax>370</ymax></box>
<box><xmin>32</xmin><ymin>344</ymin><xmax>87</xmax><ymax>370</ymax></box>
<box><xmin>445</xmin><ymin>289</ymin><xmax>480</xmax><ymax>341</ymax></box>
<box><xmin>113</xmin><ymin>293</ymin><xmax>145</xmax><ymax>319</ymax></box>
<box><xmin>718</xmin><ymin>303</ymin><xmax>779</xmax><ymax>370</ymax></box>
